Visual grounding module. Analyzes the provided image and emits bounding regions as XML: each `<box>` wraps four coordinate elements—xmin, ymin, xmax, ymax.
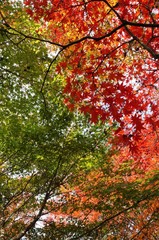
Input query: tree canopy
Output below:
<box><xmin>0</xmin><ymin>1</ymin><xmax>159</xmax><ymax>239</ymax></box>
<box><xmin>22</xmin><ymin>0</ymin><xmax>159</xmax><ymax>151</ymax></box>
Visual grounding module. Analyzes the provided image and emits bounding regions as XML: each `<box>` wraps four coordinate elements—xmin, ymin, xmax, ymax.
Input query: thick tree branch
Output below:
<box><xmin>103</xmin><ymin>0</ymin><xmax>159</xmax><ymax>59</ymax></box>
<box><xmin>122</xmin><ymin>20</ymin><xmax>159</xmax><ymax>28</ymax></box>
<box><xmin>124</xmin><ymin>26</ymin><xmax>159</xmax><ymax>59</ymax></box>
<box><xmin>12</xmin><ymin>180</ymin><xmax>53</xmax><ymax>240</ymax></box>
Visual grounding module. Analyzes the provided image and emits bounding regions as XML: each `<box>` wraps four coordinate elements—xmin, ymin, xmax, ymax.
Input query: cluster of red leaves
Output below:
<box><xmin>114</xmin><ymin>133</ymin><xmax>159</xmax><ymax>170</ymax></box>
<box><xmin>24</xmin><ymin>0</ymin><xmax>159</xmax><ymax>152</ymax></box>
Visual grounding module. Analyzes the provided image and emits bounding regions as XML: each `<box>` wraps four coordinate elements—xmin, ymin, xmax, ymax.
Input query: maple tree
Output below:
<box><xmin>22</xmin><ymin>0</ymin><xmax>159</xmax><ymax>151</ymax></box>
<box><xmin>1</xmin><ymin>0</ymin><xmax>159</xmax><ymax>239</ymax></box>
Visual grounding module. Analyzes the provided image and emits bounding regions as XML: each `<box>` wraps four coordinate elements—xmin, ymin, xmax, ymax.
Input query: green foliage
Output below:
<box><xmin>0</xmin><ymin>5</ymin><xmax>115</xmax><ymax>239</ymax></box>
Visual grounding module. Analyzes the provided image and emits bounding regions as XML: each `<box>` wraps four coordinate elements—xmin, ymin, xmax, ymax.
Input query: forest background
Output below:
<box><xmin>0</xmin><ymin>0</ymin><xmax>159</xmax><ymax>239</ymax></box>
